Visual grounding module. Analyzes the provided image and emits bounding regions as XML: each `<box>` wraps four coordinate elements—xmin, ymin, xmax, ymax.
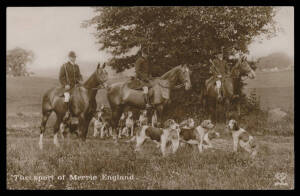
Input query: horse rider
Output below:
<box><xmin>205</xmin><ymin>48</ymin><xmax>229</xmax><ymax>99</ymax></box>
<box><xmin>209</xmin><ymin>49</ymin><xmax>228</xmax><ymax>75</ymax></box>
<box><xmin>134</xmin><ymin>47</ymin><xmax>152</xmax><ymax>108</ymax></box>
<box><xmin>59</xmin><ymin>51</ymin><xmax>83</xmax><ymax>118</ymax></box>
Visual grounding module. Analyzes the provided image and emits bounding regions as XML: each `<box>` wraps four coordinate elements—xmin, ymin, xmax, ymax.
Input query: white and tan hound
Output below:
<box><xmin>59</xmin><ymin>112</ymin><xmax>79</xmax><ymax>140</ymax></box>
<box><xmin>226</xmin><ymin>119</ymin><xmax>257</xmax><ymax>157</ymax></box>
<box><xmin>118</xmin><ymin>112</ymin><xmax>127</xmax><ymax>138</ymax></box>
<box><xmin>138</xmin><ymin>110</ymin><xmax>148</xmax><ymax>127</ymax></box>
<box><xmin>121</xmin><ymin>111</ymin><xmax>135</xmax><ymax>137</ymax></box>
<box><xmin>93</xmin><ymin>110</ymin><xmax>104</xmax><ymax>137</ymax></box>
<box><xmin>134</xmin><ymin>119</ymin><xmax>180</xmax><ymax>156</ymax></box>
<box><xmin>179</xmin><ymin>120</ymin><xmax>219</xmax><ymax>153</ymax></box>
<box><xmin>93</xmin><ymin>105</ymin><xmax>112</xmax><ymax>139</ymax></box>
<box><xmin>179</xmin><ymin>117</ymin><xmax>195</xmax><ymax>129</ymax></box>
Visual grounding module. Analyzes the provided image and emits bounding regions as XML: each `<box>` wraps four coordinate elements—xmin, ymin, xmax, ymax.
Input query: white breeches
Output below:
<box><xmin>142</xmin><ymin>86</ymin><xmax>148</xmax><ymax>94</ymax></box>
<box><xmin>64</xmin><ymin>92</ymin><xmax>70</xmax><ymax>102</ymax></box>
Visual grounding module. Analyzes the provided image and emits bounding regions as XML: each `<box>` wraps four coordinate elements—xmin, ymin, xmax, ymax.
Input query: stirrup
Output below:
<box><xmin>64</xmin><ymin>111</ymin><xmax>71</xmax><ymax>119</ymax></box>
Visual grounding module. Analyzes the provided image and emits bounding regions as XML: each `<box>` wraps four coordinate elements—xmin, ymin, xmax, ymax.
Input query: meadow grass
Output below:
<box><xmin>7</xmin><ymin>129</ymin><xmax>294</xmax><ymax>190</ymax></box>
<box><xmin>6</xmin><ymin>75</ymin><xmax>294</xmax><ymax>189</ymax></box>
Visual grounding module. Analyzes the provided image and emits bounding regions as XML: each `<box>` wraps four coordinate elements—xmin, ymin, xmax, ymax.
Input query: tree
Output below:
<box><xmin>83</xmin><ymin>6</ymin><xmax>278</xmax><ymax>118</ymax></box>
<box><xmin>6</xmin><ymin>47</ymin><xmax>35</xmax><ymax>77</ymax></box>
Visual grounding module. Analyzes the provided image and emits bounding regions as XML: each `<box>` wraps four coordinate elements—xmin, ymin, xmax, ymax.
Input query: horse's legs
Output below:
<box><xmin>53</xmin><ymin>113</ymin><xmax>64</xmax><ymax>147</ymax></box>
<box><xmin>78</xmin><ymin>113</ymin><xmax>90</xmax><ymax>142</ymax></box>
<box><xmin>39</xmin><ymin>110</ymin><xmax>52</xmax><ymax>150</ymax></box>
<box><xmin>155</xmin><ymin>105</ymin><xmax>164</xmax><ymax>126</ymax></box>
<box><xmin>112</xmin><ymin>106</ymin><xmax>123</xmax><ymax>140</ymax></box>
<box><xmin>130</xmin><ymin>125</ymin><xmax>134</xmax><ymax>137</ymax></box>
<box><xmin>237</xmin><ymin>100</ymin><xmax>241</xmax><ymax>120</ymax></box>
<box><xmin>224</xmin><ymin>99</ymin><xmax>230</xmax><ymax>124</ymax></box>
<box><xmin>208</xmin><ymin>101</ymin><xmax>216</xmax><ymax>124</ymax></box>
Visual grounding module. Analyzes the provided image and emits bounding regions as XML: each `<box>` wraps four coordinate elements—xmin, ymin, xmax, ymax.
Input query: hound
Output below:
<box><xmin>93</xmin><ymin>111</ymin><xmax>103</xmax><ymax>137</ymax></box>
<box><xmin>59</xmin><ymin>112</ymin><xmax>79</xmax><ymax>140</ymax></box>
<box><xmin>93</xmin><ymin>105</ymin><xmax>112</xmax><ymax>138</ymax></box>
<box><xmin>179</xmin><ymin>120</ymin><xmax>219</xmax><ymax>153</ymax></box>
<box><xmin>121</xmin><ymin>111</ymin><xmax>135</xmax><ymax>137</ymax></box>
<box><xmin>138</xmin><ymin>110</ymin><xmax>148</xmax><ymax>127</ymax></box>
<box><xmin>179</xmin><ymin>118</ymin><xmax>195</xmax><ymax>129</ymax></box>
<box><xmin>118</xmin><ymin>112</ymin><xmax>127</xmax><ymax>138</ymax></box>
<box><xmin>134</xmin><ymin>119</ymin><xmax>180</xmax><ymax>156</ymax></box>
<box><xmin>226</xmin><ymin>119</ymin><xmax>257</xmax><ymax>157</ymax></box>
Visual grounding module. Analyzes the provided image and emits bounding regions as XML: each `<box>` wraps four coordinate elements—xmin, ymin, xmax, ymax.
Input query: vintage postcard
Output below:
<box><xmin>6</xmin><ymin>6</ymin><xmax>294</xmax><ymax>190</ymax></box>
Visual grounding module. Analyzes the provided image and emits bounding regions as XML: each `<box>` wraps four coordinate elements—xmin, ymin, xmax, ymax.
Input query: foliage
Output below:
<box><xmin>83</xmin><ymin>6</ymin><xmax>278</xmax><ymax>114</ymax></box>
<box><xmin>7</xmin><ymin>47</ymin><xmax>35</xmax><ymax>77</ymax></box>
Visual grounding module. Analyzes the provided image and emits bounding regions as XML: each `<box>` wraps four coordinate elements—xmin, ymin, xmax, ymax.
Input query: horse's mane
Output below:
<box><xmin>83</xmin><ymin>70</ymin><xmax>97</xmax><ymax>88</ymax></box>
<box><xmin>160</xmin><ymin>65</ymin><xmax>181</xmax><ymax>80</ymax></box>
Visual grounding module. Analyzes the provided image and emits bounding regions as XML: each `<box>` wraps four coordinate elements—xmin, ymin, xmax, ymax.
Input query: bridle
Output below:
<box><xmin>159</xmin><ymin>68</ymin><xmax>190</xmax><ymax>89</ymax></box>
<box><xmin>80</xmin><ymin>70</ymin><xmax>108</xmax><ymax>90</ymax></box>
<box><xmin>84</xmin><ymin>83</ymin><xmax>107</xmax><ymax>90</ymax></box>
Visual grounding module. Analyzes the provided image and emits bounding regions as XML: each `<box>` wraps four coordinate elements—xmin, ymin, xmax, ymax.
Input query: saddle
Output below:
<box><xmin>126</xmin><ymin>77</ymin><xmax>170</xmax><ymax>102</ymax></box>
<box><xmin>205</xmin><ymin>75</ymin><xmax>222</xmax><ymax>92</ymax></box>
<box><xmin>126</xmin><ymin>77</ymin><xmax>151</xmax><ymax>90</ymax></box>
<box><xmin>58</xmin><ymin>84</ymin><xmax>81</xmax><ymax>98</ymax></box>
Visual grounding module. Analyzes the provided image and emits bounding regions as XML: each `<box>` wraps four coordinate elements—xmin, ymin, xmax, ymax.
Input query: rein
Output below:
<box><xmin>157</xmin><ymin>81</ymin><xmax>186</xmax><ymax>89</ymax></box>
<box><xmin>84</xmin><ymin>83</ymin><xmax>106</xmax><ymax>90</ymax></box>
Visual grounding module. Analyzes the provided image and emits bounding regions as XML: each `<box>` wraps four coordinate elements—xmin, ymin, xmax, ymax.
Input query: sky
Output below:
<box><xmin>7</xmin><ymin>6</ymin><xmax>294</xmax><ymax>76</ymax></box>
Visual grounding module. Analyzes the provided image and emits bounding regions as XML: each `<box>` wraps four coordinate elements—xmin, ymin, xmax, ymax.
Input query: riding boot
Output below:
<box><xmin>64</xmin><ymin>101</ymin><xmax>71</xmax><ymax>120</ymax></box>
<box><xmin>144</xmin><ymin>93</ymin><xmax>151</xmax><ymax>109</ymax></box>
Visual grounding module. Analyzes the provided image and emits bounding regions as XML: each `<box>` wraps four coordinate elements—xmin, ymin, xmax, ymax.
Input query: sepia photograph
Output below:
<box><xmin>6</xmin><ymin>6</ymin><xmax>294</xmax><ymax>190</ymax></box>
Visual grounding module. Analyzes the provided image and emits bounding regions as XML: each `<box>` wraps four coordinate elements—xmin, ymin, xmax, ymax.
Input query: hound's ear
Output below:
<box><xmin>164</xmin><ymin>119</ymin><xmax>174</xmax><ymax>128</ymax></box>
<box><xmin>233</xmin><ymin>121</ymin><xmax>239</xmax><ymax>130</ymax></box>
<box><xmin>101</xmin><ymin>63</ymin><xmax>106</xmax><ymax>69</ymax></box>
<box><xmin>201</xmin><ymin>120</ymin><xmax>209</xmax><ymax>128</ymax></box>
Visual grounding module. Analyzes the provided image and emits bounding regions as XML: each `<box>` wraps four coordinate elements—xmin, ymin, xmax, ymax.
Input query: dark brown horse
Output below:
<box><xmin>107</xmin><ymin>64</ymin><xmax>192</xmax><ymax>137</ymax></box>
<box><xmin>39</xmin><ymin>63</ymin><xmax>108</xmax><ymax>149</ymax></box>
<box><xmin>203</xmin><ymin>57</ymin><xmax>256</xmax><ymax>123</ymax></box>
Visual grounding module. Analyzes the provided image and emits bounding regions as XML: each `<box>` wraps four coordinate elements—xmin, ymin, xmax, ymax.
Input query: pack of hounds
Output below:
<box><xmin>60</xmin><ymin>105</ymin><xmax>257</xmax><ymax>158</ymax></box>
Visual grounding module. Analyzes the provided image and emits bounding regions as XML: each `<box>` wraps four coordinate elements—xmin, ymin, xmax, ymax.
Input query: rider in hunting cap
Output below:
<box><xmin>209</xmin><ymin>48</ymin><xmax>228</xmax><ymax>75</ymax></box>
<box><xmin>134</xmin><ymin>47</ymin><xmax>152</xmax><ymax>108</ymax></box>
<box><xmin>59</xmin><ymin>51</ymin><xmax>83</xmax><ymax>116</ymax></box>
<box><xmin>205</xmin><ymin>47</ymin><xmax>229</xmax><ymax>99</ymax></box>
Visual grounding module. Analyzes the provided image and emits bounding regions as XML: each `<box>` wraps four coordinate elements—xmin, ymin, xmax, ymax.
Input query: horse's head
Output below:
<box><xmin>233</xmin><ymin>57</ymin><xmax>256</xmax><ymax>80</ymax></box>
<box><xmin>96</xmin><ymin>63</ymin><xmax>109</xmax><ymax>85</ymax></box>
<box><xmin>178</xmin><ymin>64</ymin><xmax>192</xmax><ymax>90</ymax></box>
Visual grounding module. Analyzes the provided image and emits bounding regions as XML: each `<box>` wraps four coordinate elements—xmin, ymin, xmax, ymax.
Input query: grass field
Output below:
<box><xmin>244</xmin><ymin>69</ymin><xmax>294</xmax><ymax>111</ymax></box>
<box><xmin>6</xmin><ymin>72</ymin><xmax>294</xmax><ymax>190</ymax></box>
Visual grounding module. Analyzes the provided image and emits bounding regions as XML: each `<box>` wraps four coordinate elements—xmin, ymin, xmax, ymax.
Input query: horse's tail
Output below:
<box><xmin>41</xmin><ymin>88</ymin><xmax>54</xmax><ymax>115</ymax></box>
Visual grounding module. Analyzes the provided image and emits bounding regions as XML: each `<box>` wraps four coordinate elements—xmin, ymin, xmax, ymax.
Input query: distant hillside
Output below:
<box><xmin>256</xmin><ymin>52</ymin><xmax>293</xmax><ymax>71</ymax></box>
<box><xmin>29</xmin><ymin>59</ymin><xmax>135</xmax><ymax>79</ymax></box>
<box><xmin>245</xmin><ymin>69</ymin><xmax>294</xmax><ymax>111</ymax></box>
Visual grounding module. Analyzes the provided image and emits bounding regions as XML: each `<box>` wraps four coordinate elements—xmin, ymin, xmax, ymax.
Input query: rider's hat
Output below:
<box><xmin>68</xmin><ymin>51</ymin><xmax>77</xmax><ymax>58</ymax></box>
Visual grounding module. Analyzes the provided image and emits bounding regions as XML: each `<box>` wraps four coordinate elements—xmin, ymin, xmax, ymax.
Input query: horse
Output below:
<box><xmin>203</xmin><ymin>57</ymin><xmax>256</xmax><ymax>123</ymax></box>
<box><xmin>39</xmin><ymin>63</ymin><xmax>108</xmax><ymax>149</ymax></box>
<box><xmin>106</xmin><ymin>64</ymin><xmax>192</xmax><ymax>138</ymax></box>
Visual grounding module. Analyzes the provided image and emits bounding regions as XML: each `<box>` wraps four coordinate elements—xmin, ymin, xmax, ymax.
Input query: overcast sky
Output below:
<box><xmin>7</xmin><ymin>6</ymin><xmax>294</xmax><ymax>74</ymax></box>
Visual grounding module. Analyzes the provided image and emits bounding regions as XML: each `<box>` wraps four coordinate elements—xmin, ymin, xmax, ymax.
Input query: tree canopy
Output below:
<box><xmin>84</xmin><ymin>6</ymin><xmax>277</xmax><ymax>73</ymax></box>
<box><xmin>6</xmin><ymin>47</ymin><xmax>35</xmax><ymax>77</ymax></box>
<box><xmin>83</xmin><ymin>6</ymin><xmax>278</xmax><ymax>118</ymax></box>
